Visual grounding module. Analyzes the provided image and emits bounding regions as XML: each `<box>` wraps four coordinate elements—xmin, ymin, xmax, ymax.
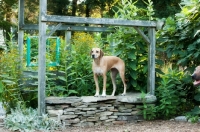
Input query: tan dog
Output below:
<box><xmin>91</xmin><ymin>48</ymin><xmax>126</xmax><ymax>97</ymax></box>
<box><xmin>191</xmin><ymin>66</ymin><xmax>200</xmax><ymax>86</ymax></box>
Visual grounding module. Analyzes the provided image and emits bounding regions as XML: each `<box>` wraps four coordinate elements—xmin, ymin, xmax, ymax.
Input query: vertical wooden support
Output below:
<box><xmin>65</xmin><ymin>31</ymin><xmax>71</xmax><ymax>50</ymax></box>
<box><xmin>147</xmin><ymin>28</ymin><xmax>156</xmax><ymax>95</ymax></box>
<box><xmin>38</xmin><ymin>0</ymin><xmax>47</xmax><ymax>115</ymax></box>
<box><xmin>110</xmin><ymin>37</ymin><xmax>114</xmax><ymax>55</ymax></box>
<box><xmin>18</xmin><ymin>0</ymin><xmax>24</xmax><ymax>72</ymax></box>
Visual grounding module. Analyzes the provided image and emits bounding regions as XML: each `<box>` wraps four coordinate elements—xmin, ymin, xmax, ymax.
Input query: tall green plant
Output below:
<box><xmin>156</xmin><ymin>68</ymin><xmax>188</xmax><ymax>119</ymax></box>
<box><xmin>109</xmin><ymin>0</ymin><xmax>156</xmax><ymax>92</ymax></box>
<box><xmin>156</xmin><ymin>0</ymin><xmax>200</xmax><ymax>118</ymax></box>
<box><xmin>0</xmin><ymin>33</ymin><xmax>24</xmax><ymax>112</ymax></box>
<box><xmin>46</xmin><ymin>33</ymin><xmax>97</xmax><ymax>97</ymax></box>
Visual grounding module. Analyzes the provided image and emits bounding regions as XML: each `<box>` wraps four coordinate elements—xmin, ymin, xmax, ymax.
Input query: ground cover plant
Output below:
<box><xmin>4</xmin><ymin>103</ymin><xmax>63</xmax><ymax>132</ymax></box>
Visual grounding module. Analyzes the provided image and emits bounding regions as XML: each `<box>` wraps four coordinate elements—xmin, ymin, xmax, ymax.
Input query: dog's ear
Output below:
<box><xmin>100</xmin><ymin>49</ymin><xmax>104</xmax><ymax>58</ymax></box>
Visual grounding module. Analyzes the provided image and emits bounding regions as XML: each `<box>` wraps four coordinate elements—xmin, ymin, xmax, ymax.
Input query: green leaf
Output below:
<box><xmin>0</xmin><ymin>81</ymin><xmax>4</xmax><ymax>93</ymax></box>
<box><xmin>143</xmin><ymin>66</ymin><xmax>148</xmax><ymax>73</ymax></box>
<box><xmin>128</xmin><ymin>52</ymin><xmax>136</xmax><ymax>59</ymax></box>
<box><xmin>131</xmin><ymin>80</ymin><xmax>137</xmax><ymax>87</ymax></box>
<box><xmin>129</xmin><ymin>61</ymin><xmax>136</xmax><ymax>70</ymax></box>
<box><xmin>58</xmin><ymin>76</ymin><xmax>66</xmax><ymax>82</ymax></box>
<box><xmin>114</xmin><ymin>50</ymin><xmax>122</xmax><ymax>56</ymax></box>
<box><xmin>194</xmin><ymin>94</ymin><xmax>200</xmax><ymax>101</ymax></box>
<box><xmin>130</xmin><ymin>71</ymin><xmax>137</xmax><ymax>80</ymax></box>
<box><xmin>56</xmin><ymin>86</ymin><xmax>66</xmax><ymax>91</ymax></box>
<box><xmin>2</xmin><ymin>80</ymin><xmax>16</xmax><ymax>85</ymax></box>
<box><xmin>190</xmin><ymin>106</ymin><xmax>200</xmax><ymax>115</ymax></box>
<box><xmin>67</xmin><ymin>90</ymin><xmax>78</xmax><ymax>96</ymax></box>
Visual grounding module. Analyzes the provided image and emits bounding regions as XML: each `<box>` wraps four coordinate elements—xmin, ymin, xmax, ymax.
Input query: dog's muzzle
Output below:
<box><xmin>191</xmin><ymin>73</ymin><xmax>200</xmax><ymax>86</ymax></box>
<box><xmin>92</xmin><ymin>54</ymin><xmax>95</xmax><ymax>59</ymax></box>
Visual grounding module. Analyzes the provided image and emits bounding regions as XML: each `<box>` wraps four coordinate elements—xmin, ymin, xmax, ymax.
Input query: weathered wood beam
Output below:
<box><xmin>38</xmin><ymin>0</ymin><xmax>47</xmax><ymax>116</ymax></box>
<box><xmin>42</xmin><ymin>15</ymin><xmax>157</xmax><ymax>27</ymax></box>
<box><xmin>20</xmin><ymin>24</ymin><xmax>113</xmax><ymax>32</ymax></box>
<box><xmin>134</xmin><ymin>27</ymin><xmax>150</xmax><ymax>44</ymax></box>
<box><xmin>147</xmin><ymin>28</ymin><xmax>156</xmax><ymax>95</ymax></box>
<box><xmin>47</xmin><ymin>23</ymin><xmax>62</xmax><ymax>37</ymax></box>
<box><xmin>18</xmin><ymin>0</ymin><xmax>24</xmax><ymax>90</ymax></box>
<box><xmin>18</xmin><ymin>0</ymin><xmax>24</xmax><ymax>66</ymax></box>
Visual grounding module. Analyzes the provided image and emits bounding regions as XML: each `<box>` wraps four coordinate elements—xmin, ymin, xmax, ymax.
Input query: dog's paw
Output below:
<box><xmin>121</xmin><ymin>93</ymin><xmax>126</xmax><ymax>96</ymax></box>
<box><xmin>110</xmin><ymin>93</ymin><xmax>115</xmax><ymax>96</ymax></box>
<box><xmin>101</xmin><ymin>93</ymin><xmax>107</xmax><ymax>97</ymax></box>
<box><xmin>94</xmin><ymin>94</ymin><xmax>99</xmax><ymax>97</ymax></box>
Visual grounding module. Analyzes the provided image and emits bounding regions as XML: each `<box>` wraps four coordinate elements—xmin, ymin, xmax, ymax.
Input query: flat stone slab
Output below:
<box><xmin>117</xmin><ymin>93</ymin><xmax>157</xmax><ymax>103</ymax></box>
<box><xmin>81</xmin><ymin>96</ymin><xmax>116</xmax><ymax>103</ymax></box>
<box><xmin>46</xmin><ymin>93</ymin><xmax>156</xmax><ymax>104</ymax></box>
<box><xmin>46</xmin><ymin>96</ymin><xmax>82</xmax><ymax>104</ymax></box>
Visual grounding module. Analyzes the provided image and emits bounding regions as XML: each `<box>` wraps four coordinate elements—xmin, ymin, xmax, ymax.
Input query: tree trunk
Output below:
<box><xmin>85</xmin><ymin>4</ymin><xmax>90</xmax><ymax>26</ymax></box>
<box><xmin>72</xmin><ymin>0</ymin><xmax>77</xmax><ymax>16</ymax></box>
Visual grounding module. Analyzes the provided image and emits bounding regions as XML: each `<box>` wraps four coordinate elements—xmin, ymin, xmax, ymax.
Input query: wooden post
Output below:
<box><xmin>38</xmin><ymin>0</ymin><xmax>47</xmax><ymax>115</ymax></box>
<box><xmin>65</xmin><ymin>31</ymin><xmax>71</xmax><ymax>51</ymax></box>
<box><xmin>147</xmin><ymin>28</ymin><xmax>156</xmax><ymax>95</ymax></box>
<box><xmin>18</xmin><ymin>0</ymin><xmax>24</xmax><ymax>72</ymax></box>
<box><xmin>110</xmin><ymin>36</ymin><xmax>114</xmax><ymax>55</ymax></box>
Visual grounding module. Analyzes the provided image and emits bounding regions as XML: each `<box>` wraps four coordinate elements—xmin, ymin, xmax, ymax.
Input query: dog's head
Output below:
<box><xmin>191</xmin><ymin>66</ymin><xmax>200</xmax><ymax>86</ymax></box>
<box><xmin>90</xmin><ymin>48</ymin><xmax>104</xmax><ymax>59</ymax></box>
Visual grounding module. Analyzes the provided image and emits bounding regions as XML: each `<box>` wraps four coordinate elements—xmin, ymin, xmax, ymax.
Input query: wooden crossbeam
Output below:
<box><xmin>42</xmin><ymin>15</ymin><xmax>157</xmax><ymax>27</ymax></box>
<box><xmin>20</xmin><ymin>24</ymin><xmax>113</xmax><ymax>32</ymax></box>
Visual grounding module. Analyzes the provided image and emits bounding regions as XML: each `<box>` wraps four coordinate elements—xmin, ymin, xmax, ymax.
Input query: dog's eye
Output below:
<box><xmin>96</xmin><ymin>51</ymin><xmax>99</xmax><ymax>53</ymax></box>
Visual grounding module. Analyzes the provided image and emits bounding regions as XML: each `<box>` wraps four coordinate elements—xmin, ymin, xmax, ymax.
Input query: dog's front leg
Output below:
<box><xmin>94</xmin><ymin>74</ymin><xmax>100</xmax><ymax>97</ymax></box>
<box><xmin>102</xmin><ymin>73</ymin><xmax>107</xmax><ymax>97</ymax></box>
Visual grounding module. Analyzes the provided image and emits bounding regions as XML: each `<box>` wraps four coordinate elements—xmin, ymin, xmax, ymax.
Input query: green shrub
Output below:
<box><xmin>156</xmin><ymin>68</ymin><xmax>189</xmax><ymax>119</ymax></box>
<box><xmin>141</xmin><ymin>68</ymin><xmax>191</xmax><ymax>120</ymax></box>
<box><xmin>140</xmin><ymin>92</ymin><xmax>157</xmax><ymax>120</ymax></box>
<box><xmin>110</xmin><ymin>0</ymin><xmax>157</xmax><ymax>92</ymax></box>
<box><xmin>186</xmin><ymin>88</ymin><xmax>200</xmax><ymax>122</ymax></box>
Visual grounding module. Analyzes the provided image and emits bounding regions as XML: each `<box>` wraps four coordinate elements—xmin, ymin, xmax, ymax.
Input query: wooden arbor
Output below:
<box><xmin>18</xmin><ymin>0</ymin><xmax>162</xmax><ymax>115</ymax></box>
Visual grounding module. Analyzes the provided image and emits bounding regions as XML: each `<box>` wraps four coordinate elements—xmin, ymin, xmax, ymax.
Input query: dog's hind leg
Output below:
<box><xmin>119</xmin><ymin>70</ymin><xmax>126</xmax><ymax>96</ymax></box>
<box><xmin>110</xmin><ymin>68</ymin><xmax>118</xmax><ymax>96</ymax></box>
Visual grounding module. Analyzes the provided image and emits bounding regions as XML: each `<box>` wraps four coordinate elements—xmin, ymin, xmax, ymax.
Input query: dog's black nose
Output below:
<box><xmin>191</xmin><ymin>74</ymin><xmax>195</xmax><ymax>80</ymax></box>
<box><xmin>92</xmin><ymin>54</ymin><xmax>95</xmax><ymax>58</ymax></box>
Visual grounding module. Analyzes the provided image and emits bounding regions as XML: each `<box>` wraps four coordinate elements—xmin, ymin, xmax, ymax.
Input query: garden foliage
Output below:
<box><xmin>0</xmin><ymin>34</ymin><xmax>24</xmax><ymax>112</ymax></box>
<box><xmin>46</xmin><ymin>32</ymin><xmax>97</xmax><ymax>97</ymax></box>
<box><xmin>137</xmin><ymin>0</ymin><xmax>200</xmax><ymax>120</ymax></box>
<box><xmin>157</xmin><ymin>0</ymin><xmax>200</xmax><ymax>71</ymax></box>
<box><xmin>109</xmin><ymin>0</ymin><xmax>157</xmax><ymax>92</ymax></box>
<box><xmin>4</xmin><ymin>103</ymin><xmax>63</xmax><ymax>131</ymax></box>
<box><xmin>156</xmin><ymin>0</ymin><xmax>200</xmax><ymax>119</ymax></box>
<box><xmin>1</xmin><ymin>0</ymin><xmax>200</xmax><ymax>124</ymax></box>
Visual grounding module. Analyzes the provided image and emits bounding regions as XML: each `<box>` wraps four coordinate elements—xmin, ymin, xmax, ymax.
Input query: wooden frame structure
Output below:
<box><xmin>18</xmin><ymin>0</ymin><xmax>161</xmax><ymax>115</ymax></box>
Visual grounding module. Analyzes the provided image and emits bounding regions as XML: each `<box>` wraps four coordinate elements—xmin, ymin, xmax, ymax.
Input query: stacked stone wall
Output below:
<box><xmin>46</xmin><ymin>93</ymin><xmax>156</xmax><ymax>127</ymax></box>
